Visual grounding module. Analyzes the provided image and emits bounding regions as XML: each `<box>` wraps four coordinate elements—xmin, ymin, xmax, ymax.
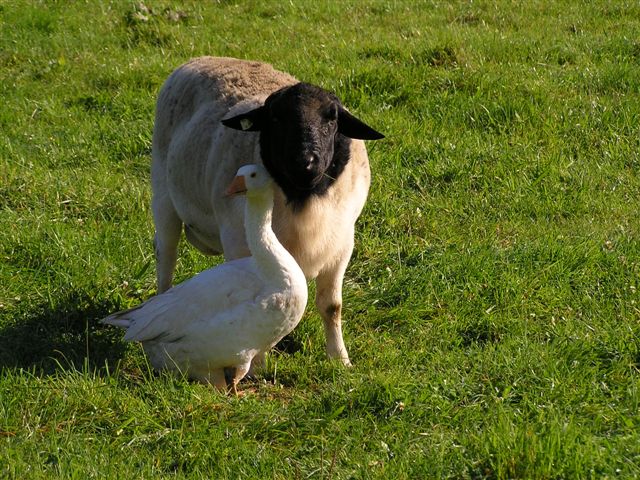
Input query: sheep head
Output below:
<box><xmin>222</xmin><ymin>82</ymin><xmax>384</xmax><ymax>207</ymax></box>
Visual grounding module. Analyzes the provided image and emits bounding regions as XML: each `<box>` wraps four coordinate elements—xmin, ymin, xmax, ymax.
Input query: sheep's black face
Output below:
<box><xmin>222</xmin><ymin>82</ymin><xmax>384</xmax><ymax>207</ymax></box>
<box><xmin>260</xmin><ymin>84</ymin><xmax>340</xmax><ymax>196</ymax></box>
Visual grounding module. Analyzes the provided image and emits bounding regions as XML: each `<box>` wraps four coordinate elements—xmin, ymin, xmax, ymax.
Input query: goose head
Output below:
<box><xmin>225</xmin><ymin>164</ymin><xmax>274</xmax><ymax>199</ymax></box>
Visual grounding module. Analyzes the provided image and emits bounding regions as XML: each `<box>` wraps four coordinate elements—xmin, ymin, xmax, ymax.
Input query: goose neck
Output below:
<box><xmin>244</xmin><ymin>190</ymin><xmax>296</xmax><ymax>283</ymax></box>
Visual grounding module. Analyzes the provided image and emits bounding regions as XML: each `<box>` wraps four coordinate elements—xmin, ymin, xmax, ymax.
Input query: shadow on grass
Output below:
<box><xmin>0</xmin><ymin>291</ymin><xmax>127</xmax><ymax>375</ymax></box>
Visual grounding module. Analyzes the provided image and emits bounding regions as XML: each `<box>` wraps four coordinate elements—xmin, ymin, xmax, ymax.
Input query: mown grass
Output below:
<box><xmin>1</xmin><ymin>1</ymin><xmax>639</xmax><ymax>478</ymax></box>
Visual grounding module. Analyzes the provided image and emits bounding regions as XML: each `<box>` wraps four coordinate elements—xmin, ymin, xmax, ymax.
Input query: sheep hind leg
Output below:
<box><xmin>152</xmin><ymin>196</ymin><xmax>182</xmax><ymax>294</ymax></box>
<box><xmin>198</xmin><ymin>368</ymin><xmax>227</xmax><ymax>391</ymax></box>
<box><xmin>315</xmin><ymin>251</ymin><xmax>353</xmax><ymax>367</ymax></box>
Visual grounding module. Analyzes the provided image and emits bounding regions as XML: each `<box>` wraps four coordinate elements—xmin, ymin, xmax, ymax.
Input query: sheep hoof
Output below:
<box><xmin>328</xmin><ymin>354</ymin><xmax>352</xmax><ymax>367</ymax></box>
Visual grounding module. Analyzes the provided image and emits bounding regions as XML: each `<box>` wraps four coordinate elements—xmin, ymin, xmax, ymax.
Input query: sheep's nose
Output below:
<box><xmin>305</xmin><ymin>154</ymin><xmax>318</xmax><ymax>171</ymax></box>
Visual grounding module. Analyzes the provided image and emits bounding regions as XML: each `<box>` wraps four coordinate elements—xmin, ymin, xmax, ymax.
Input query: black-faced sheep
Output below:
<box><xmin>151</xmin><ymin>56</ymin><xmax>383</xmax><ymax>366</ymax></box>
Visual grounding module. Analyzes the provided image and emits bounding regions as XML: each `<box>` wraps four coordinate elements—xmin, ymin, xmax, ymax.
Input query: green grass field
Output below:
<box><xmin>1</xmin><ymin>1</ymin><xmax>639</xmax><ymax>478</ymax></box>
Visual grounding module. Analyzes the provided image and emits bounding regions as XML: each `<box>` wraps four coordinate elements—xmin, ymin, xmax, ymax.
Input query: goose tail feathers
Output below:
<box><xmin>101</xmin><ymin>304</ymin><xmax>145</xmax><ymax>329</ymax></box>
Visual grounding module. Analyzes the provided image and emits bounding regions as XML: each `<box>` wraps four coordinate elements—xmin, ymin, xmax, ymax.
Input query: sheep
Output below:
<box><xmin>151</xmin><ymin>56</ymin><xmax>383</xmax><ymax>367</ymax></box>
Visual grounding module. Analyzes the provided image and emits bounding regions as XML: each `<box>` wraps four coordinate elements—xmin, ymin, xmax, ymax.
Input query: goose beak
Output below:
<box><xmin>225</xmin><ymin>175</ymin><xmax>247</xmax><ymax>196</ymax></box>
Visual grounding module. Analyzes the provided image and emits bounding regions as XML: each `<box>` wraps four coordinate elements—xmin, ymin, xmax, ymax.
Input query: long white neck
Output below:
<box><xmin>244</xmin><ymin>189</ymin><xmax>300</xmax><ymax>287</ymax></box>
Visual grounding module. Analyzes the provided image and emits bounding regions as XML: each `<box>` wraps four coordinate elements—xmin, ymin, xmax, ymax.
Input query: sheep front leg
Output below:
<box><xmin>315</xmin><ymin>247</ymin><xmax>354</xmax><ymax>367</ymax></box>
<box><xmin>152</xmin><ymin>195</ymin><xmax>182</xmax><ymax>293</ymax></box>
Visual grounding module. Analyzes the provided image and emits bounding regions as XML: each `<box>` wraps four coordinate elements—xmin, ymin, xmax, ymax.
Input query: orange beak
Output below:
<box><xmin>225</xmin><ymin>175</ymin><xmax>247</xmax><ymax>196</ymax></box>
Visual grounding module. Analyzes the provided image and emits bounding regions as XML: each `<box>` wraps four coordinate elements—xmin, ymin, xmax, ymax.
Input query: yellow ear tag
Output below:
<box><xmin>240</xmin><ymin>118</ymin><xmax>253</xmax><ymax>131</ymax></box>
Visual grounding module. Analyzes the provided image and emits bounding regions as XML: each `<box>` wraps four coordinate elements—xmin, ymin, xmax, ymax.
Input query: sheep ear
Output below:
<box><xmin>337</xmin><ymin>108</ymin><xmax>385</xmax><ymax>140</ymax></box>
<box><xmin>221</xmin><ymin>107</ymin><xmax>265</xmax><ymax>132</ymax></box>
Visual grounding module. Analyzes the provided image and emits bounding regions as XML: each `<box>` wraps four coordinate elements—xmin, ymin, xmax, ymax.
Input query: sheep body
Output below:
<box><xmin>152</xmin><ymin>56</ymin><xmax>377</xmax><ymax>364</ymax></box>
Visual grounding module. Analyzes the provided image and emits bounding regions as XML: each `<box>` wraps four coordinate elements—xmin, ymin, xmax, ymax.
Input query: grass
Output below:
<box><xmin>1</xmin><ymin>0</ymin><xmax>639</xmax><ymax>477</ymax></box>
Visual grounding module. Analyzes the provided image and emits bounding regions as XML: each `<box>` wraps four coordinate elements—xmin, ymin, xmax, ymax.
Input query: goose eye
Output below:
<box><xmin>250</xmin><ymin>172</ymin><xmax>257</xmax><ymax>178</ymax></box>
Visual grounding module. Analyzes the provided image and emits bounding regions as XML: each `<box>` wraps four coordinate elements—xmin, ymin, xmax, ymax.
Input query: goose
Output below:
<box><xmin>102</xmin><ymin>164</ymin><xmax>308</xmax><ymax>393</ymax></box>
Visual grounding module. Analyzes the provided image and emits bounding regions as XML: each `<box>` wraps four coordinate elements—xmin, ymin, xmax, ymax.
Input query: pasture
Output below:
<box><xmin>1</xmin><ymin>1</ymin><xmax>639</xmax><ymax>478</ymax></box>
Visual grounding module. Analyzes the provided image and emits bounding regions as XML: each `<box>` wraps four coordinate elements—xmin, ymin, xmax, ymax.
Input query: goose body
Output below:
<box><xmin>103</xmin><ymin>165</ymin><xmax>308</xmax><ymax>391</ymax></box>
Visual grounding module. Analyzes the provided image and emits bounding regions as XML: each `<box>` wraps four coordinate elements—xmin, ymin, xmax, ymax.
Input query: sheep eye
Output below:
<box><xmin>326</xmin><ymin>105</ymin><xmax>338</xmax><ymax>122</ymax></box>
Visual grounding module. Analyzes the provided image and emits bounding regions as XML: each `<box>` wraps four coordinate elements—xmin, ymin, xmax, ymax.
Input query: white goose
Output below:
<box><xmin>102</xmin><ymin>164</ymin><xmax>308</xmax><ymax>393</ymax></box>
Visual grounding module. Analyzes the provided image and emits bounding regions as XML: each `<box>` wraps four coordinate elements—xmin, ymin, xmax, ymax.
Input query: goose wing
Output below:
<box><xmin>103</xmin><ymin>258</ymin><xmax>265</xmax><ymax>343</ymax></box>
